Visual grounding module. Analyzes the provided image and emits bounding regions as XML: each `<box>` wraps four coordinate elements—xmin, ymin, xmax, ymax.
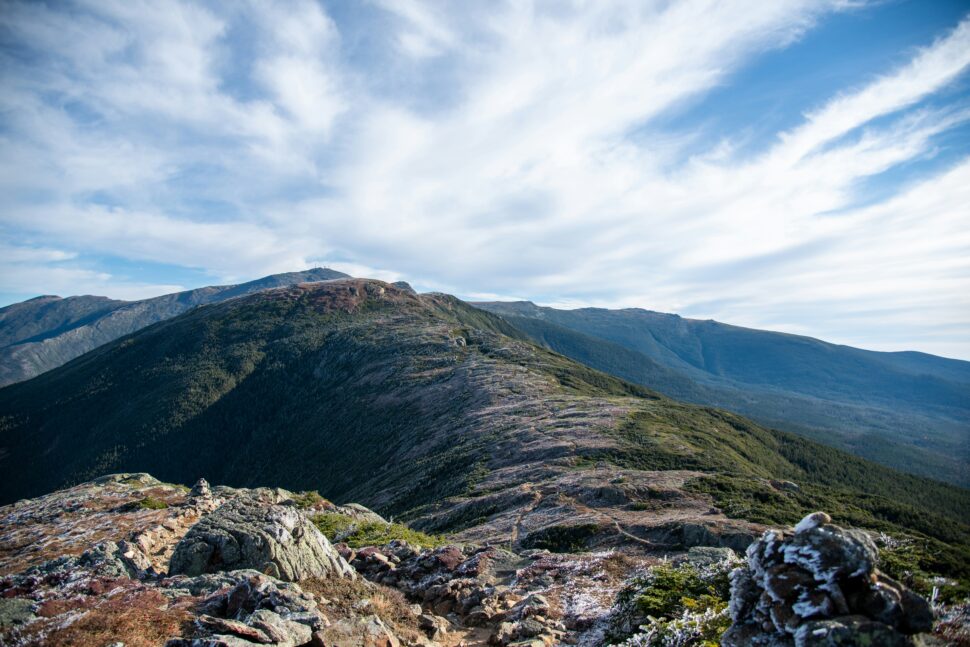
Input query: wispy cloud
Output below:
<box><xmin>0</xmin><ymin>1</ymin><xmax>968</xmax><ymax>357</ymax></box>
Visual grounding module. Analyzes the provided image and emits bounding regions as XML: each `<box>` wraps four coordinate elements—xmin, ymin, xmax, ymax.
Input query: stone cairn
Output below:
<box><xmin>723</xmin><ymin>511</ymin><xmax>935</xmax><ymax>646</ymax></box>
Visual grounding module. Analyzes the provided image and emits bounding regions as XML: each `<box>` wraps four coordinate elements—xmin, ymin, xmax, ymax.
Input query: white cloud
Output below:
<box><xmin>1</xmin><ymin>1</ymin><xmax>969</xmax><ymax>357</ymax></box>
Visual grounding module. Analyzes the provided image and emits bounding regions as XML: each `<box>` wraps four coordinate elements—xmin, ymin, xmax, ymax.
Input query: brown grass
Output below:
<box><xmin>23</xmin><ymin>587</ymin><xmax>194</xmax><ymax>647</ymax></box>
<box><xmin>300</xmin><ymin>576</ymin><xmax>424</xmax><ymax>643</ymax></box>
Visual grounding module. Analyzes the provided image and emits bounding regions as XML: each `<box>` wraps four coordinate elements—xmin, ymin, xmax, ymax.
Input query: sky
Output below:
<box><xmin>1</xmin><ymin>1</ymin><xmax>969</xmax><ymax>359</ymax></box>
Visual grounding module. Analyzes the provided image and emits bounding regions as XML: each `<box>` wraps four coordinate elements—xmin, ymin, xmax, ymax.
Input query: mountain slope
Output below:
<box><xmin>0</xmin><ymin>267</ymin><xmax>349</xmax><ymax>386</ymax></box>
<box><xmin>0</xmin><ymin>278</ymin><xmax>967</xmax><ymax>586</ymax></box>
<box><xmin>475</xmin><ymin>302</ymin><xmax>970</xmax><ymax>486</ymax></box>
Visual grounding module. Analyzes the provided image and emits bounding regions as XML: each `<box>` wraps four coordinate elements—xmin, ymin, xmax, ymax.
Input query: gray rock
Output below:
<box><xmin>686</xmin><ymin>545</ymin><xmax>736</xmax><ymax>567</ymax></box>
<box><xmin>794</xmin><ymin>616</ymin><xmax>912</xmax><ymax>646</ymax></box>
<box><xmin>0</xmin><ymin>598</ymin><xmax>36</xmax><ymax>628</ymax></box>
<box><xmin>317</xmin><ymin>614</ymin><xmax>401</xmax><ymax>647</ymax></box>
<box><xmin>169</xmin><ymin>498</ymin><xmax>355</xmax><ymax>581</ymax></box>
<box><xmin>724</xmin><ymin>513</ymin><xmax>934</xmax><ymax>647</ymax></box>
<box><xmin>191</xmin><ymin>478</ymin><xmax>213</xmax><ymax>498</ymax></box>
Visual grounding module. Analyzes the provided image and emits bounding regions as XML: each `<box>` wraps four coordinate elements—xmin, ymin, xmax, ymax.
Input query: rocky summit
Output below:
<box><xmin>0</xmin><ymin>474</ymin><xmax>963</xmax><ymax>647</ymax></box>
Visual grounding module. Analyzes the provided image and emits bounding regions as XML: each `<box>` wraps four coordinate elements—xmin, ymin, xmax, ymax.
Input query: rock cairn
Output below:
<box><xmin>723</xmin><ymin>511</ymin><xmax>935</xmax><ymax>646</ymax></box>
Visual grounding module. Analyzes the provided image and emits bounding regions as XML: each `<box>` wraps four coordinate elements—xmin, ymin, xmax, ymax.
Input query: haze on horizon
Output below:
<box><xmin>1</xmin><ymin>1</ymin><xmax>969</xmax><ymax>359</ymax></box>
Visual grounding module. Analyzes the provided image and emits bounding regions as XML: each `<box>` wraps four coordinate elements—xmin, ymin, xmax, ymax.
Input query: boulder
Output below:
<box><xmin>167</xmin><ymin>571</ymin><xmax>328</xmax><ymax>646</ymax></box>
<box><xmin>723</xmin><ymin>512</ymin><xmax>935</xmax><ymax>647</ymax></box>
<box><xmin>315</xmin><ymin>614</ymin><xmax>400</xmax><ymax>647</ymax></box>
<box><xmin>169</xmin><ymin>498</ymin><xmax>355</xmax><ymax>581</ymax></box>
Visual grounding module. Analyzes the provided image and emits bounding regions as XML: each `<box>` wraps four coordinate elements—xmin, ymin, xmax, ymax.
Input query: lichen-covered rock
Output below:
<box><xmin>169</xmin><ymin>498</ymin><xmax>355</xmax><ymax>581</ymax></box>
<box><xmin>0</xmin><ymin>598</ymin><xmax>36</xmax><ymax>628</ymax></box>
<box><xmin>723</xmin><ymin>512</ymin><xmax>935</xmax><ymax>647</ymax></box>
<box><xmin>166</xmin><ymin>571</ymin><xmax>328</xmax><ymax>647</ymax></box>
<box><xmin>316</xmin><ymin>614</ymin><xmax>401</xmax><ymax>647</ymax></box>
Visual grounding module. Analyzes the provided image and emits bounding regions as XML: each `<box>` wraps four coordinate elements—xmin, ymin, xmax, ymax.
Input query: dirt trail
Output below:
<box><xmin>509</xmin><ymin>483</ymin><xmax>543</xmax><ymax>548</ymax></box>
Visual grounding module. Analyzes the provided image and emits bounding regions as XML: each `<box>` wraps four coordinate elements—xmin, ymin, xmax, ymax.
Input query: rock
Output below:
<box><xmin>0</xmin><ymin>598</ymin><xmax>36</xmax><ymax>628</ymax></box>
<box><xmin>247</xmin><ymin>609</ymin><xmax>313</xmax><ymax>646</ymax></box>
<box><xmin>197</xmin><ymin>615</ymin><xmax>273</xmax><ymax>643</ymax></box>
<box><xmin>686</xmin><ymin>545</ymin><xmax>736</xmax><ymax>567</ymax></box>
<box><xmin>418</xmin><ymin>613</ymin><xmax>450</xmax><ymax>639</ymax></box>
<box><xmin>723</xmin><ymin>513</ymin><xmax>934</xmax><ymax>647</ymax></box>
<box><xmin>178</xmin><ymin>572</ymin><xmax>327</xmax><ymax>646</ymax></box>
<box><xmin>191</xmin><ymin>478</ymin><xmax>213</xmax><ymax>498</ymax></box>
<box><xmin>515</xmin><ymin>618</ymin><xmax>545</xmax><ymax>638</ymax></box>
<box><xmin>337</xmin><ymin>503</ymin><xmax>387</xmax><ymax>524</ymax></box>
<box><xmin>509</xmin><ymin>593</ymin><xmax>550</xmax><ymax>620</ymax></box>
<box><xmin>169</xmin><ymin>498</ymin><xmax>355</xmax><ymax>581</ymax></box>
<box><xmin>317</xmin><ymin>615</ymin><xmax>400</xmax><ymax>647</ymax></box>
<box><xmin>794</xmin><ymin>616</ymin><xmax>912</xmax><ymax>646</ymax></box>
<box><xmin>794</xmin><ymin>512</ymin><xmax>832</xmax><ymax>534</ymax></box>
<box><xmin>490</xmin><ymin>621</ymin><xmax>517</xmax><ymax>645</ymax></box>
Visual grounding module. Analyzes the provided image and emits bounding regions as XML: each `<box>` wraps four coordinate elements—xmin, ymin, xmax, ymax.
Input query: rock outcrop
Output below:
<box><xmin>165</xmin><ymin>571</ymin><xmax>328</xmax><ymax>647</ymax></box>
<box><xmin>169</xmin><ymin>497</ymin><xmax>355</xmax><ymax>582</ymax></box>
<box><xmin>723</xmin><ymin>511</ymin><xmax>935</xmax><ymax>647</ymax></box>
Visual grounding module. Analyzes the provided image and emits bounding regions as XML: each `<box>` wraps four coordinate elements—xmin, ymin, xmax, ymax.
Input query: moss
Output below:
<box><xmin>311</xmin><ymin>513</ymin><xmax>445</xmax><ymax>549</ymax></box>
<box><xmin>136</xmin><ymin>496</ymin><xmax>168</xmax><ymax>510</ymax></box>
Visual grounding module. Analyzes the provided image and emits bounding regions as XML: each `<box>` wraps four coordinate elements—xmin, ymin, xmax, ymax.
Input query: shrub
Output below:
<box><xmin>607</xmin><ymin>558</ymin><xmax>738</xmax><ymax>645</ymax></box>
<box><xmin>292</xmin><ymin>490</ymin><xmax>328</xmax><ymax>509</ymax></box>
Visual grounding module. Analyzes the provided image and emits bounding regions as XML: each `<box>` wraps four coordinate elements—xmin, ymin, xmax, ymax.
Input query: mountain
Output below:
<box><xmin>0</xmin><ymin>278</ymin><xmax>967</xmax><ymax>588</ymax></box>
<box><xmin>0</xmin><ymin>267</ymin><xmax>349</xmax><ymax>386</ymax></box>
<box><xmin>474</xmin><ymin>302</ymin><xmax>970</xmax><ymax>487</ymax></box>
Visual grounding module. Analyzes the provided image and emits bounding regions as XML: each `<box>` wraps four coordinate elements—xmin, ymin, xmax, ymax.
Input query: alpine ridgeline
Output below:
<box><xmin>474</xmin><ymin>301</ymin><xmax>970</xmax><ymax>487</ymax></box>
<box><xmin>0</xmin><ymin>267</ymin><xmax>349</xmax><ymax>386</ymax></box>
<box><xmin>1</xmin><ymin>278</ymin><xmax>969</xmax><ymax>644</ymax></box>
<box><xmin>0</xmin><ymin>279</ymin><xmax>967</xmax><ymax>586</ymax></box>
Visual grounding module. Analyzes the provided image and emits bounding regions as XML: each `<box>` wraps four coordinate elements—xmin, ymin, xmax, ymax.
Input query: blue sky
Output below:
<box><xmin>1</xmin><ymin>1</ymin><xmax>969</xmax><ymax>359</ymax></box>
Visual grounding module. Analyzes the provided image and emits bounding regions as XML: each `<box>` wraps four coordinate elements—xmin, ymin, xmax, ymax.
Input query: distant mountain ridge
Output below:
<box><xmin>0</xmin><ymin>268</ymin><xmax>349</xmax><ymax>386</ymax></box>
<box><xmin>474</xmin><ymin>301</ymin><xmax>970</xmax><ymax>486</ymax></box>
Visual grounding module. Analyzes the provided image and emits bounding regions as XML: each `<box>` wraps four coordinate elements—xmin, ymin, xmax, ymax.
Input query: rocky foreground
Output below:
<box><xmin>0</xmin><ymin>474</ymin><xmax>964</xmax><ymax>646</ymax></box>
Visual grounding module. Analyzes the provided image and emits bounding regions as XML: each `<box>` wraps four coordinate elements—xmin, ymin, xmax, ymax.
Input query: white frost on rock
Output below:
<box><xmin>794</xmin><ymin>511</ymin><xmax>830</xmax><ymax>534</ymax></box>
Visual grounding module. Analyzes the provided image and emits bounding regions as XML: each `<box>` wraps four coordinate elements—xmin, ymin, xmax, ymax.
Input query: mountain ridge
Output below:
<box><xmin>474</xmin><ymin>300</ymin><xmax>970</xmax><ymax>486</ymax></box>
<box><xmin>1</xmin><ymin>278</ymin><xmax>967</xmax><ymax>591</ymax></box>
<box><xmin>0</xmin><ymin>267</ymin><xmax>349</xmax><ymax>386</ymax></box>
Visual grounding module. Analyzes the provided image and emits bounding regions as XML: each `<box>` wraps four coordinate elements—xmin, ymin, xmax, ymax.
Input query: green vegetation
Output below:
<box><xmin>685</xmin><ymin>474</ymin><xmax>970</xmax><ymax>596</ymax></box>
<box><xmin>520</xmin><ymin>523</ymin><xmax>603</xmax><ymax>553</ymax></box>
<box><xmin>291</xmin><ymin>490</ymin><xmax>328</xmax><ymax>509</ymax></box>
<box><xmin>135</xmin><ymin>496</ymin><xmax>168</xmax><ymax>510</ymax></box>
<box><xmin>0</xmin><ymin>277</ymin><xmax>967</xmax><ymax>592</ymax></box>
<box><xmin>311</xmin><ymin>513</ymin><xmax>445</xmax><ymax>549</ymax></box>
<box><xmin>607</xmin><ymin>561</ymin><xmax>735</xmax><ymax>646</ymax></box>
<box><xmin>627</xmin><ymin>563</ymin><xmax>729</xmax><ymax>619</ymax></box>
<box><xmin>476</xmin><ymin>302</ymin><xmax>970</xmax><ymax>487</ymax></box>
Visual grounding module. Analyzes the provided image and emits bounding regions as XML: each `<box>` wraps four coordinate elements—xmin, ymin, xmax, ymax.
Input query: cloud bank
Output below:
<box><xmin>1</xmin><ymin>0</ymin><xmax>969</xmax><ymax>357</ymax></box>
